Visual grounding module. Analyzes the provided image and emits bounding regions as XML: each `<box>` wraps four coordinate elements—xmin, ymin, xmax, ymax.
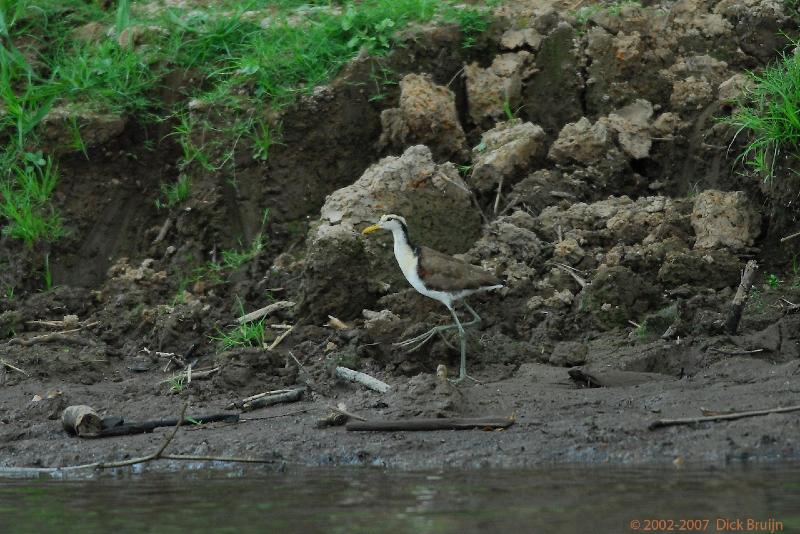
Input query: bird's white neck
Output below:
<box><xmin>390</xmin><ymin>225</ymin><xmax>420</xmax><ymax>285</ymax></box>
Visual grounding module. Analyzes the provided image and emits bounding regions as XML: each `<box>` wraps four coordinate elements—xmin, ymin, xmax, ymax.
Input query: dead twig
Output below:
<box><xmin>264</xmin><ymin>325</ymin><xmax>294</xmax><ymax>351</ymax></box>
<box><xmin>160</xmin><ymin>366</ymin><xmax>219</xmax><ymax>384</ymax></box>
<box><xmin>708</xmin><ymin>347</ymin><xmax>765</xmax><ymax>356</ymax></box>
<box><xmin>328</xmin><ymin>404</ymin><xmax>368</xmax><ymax>422</ymax></box>
<box><xmin>225</xmin><ymin>389</ymin><xmax>295</xmax><ymax>410</ymax></box>
<box><xmin>153</xmin><ymin>217</ymin><xmax>173</xmax><ymax>244</ymax></box>
<box><xmin>725</xmin><ymin>260</ymin><xmax>758</xmax><ymax>335</ymax></box>
<box><xmin>649</xmin><ymin>404</ymin><xmax>800</xmax><ymax>430</ymax></box>
<box><xmin>780</xmin><ymin>229</ymin><xmax>800</xmax><ymax>243</ymax></box>
<box><xmin>0</xmin><ymin>358</ymin><xmax>30</xmax><ymax>376</ymax></box>
<box><xmin>335</xmin><ymin>366</ymin><xmax>391</xmax><ymax>393</ymax></box>
<box><xmin>8</xmin><ymin>322</ymin><xmax>99</xmax><ymax>347</ymax></box>
<box><xmin>347</xmin><ymin>416</ymin><xmax>515</xmax><ymax>432</ymax></box>
<box><xmin>236</xmin><ymin>301</ymin><xmax>295</xmax><ymax>324</ymax></box>
<box><xmin>241</xmin><ymin>388</ymin><xmax>304</xmax><ymax>412</ymax></box>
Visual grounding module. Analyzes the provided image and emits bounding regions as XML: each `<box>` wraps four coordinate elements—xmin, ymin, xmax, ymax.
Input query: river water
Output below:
<box><xmin>1</xmin><ymin>464</ymin><xmax>798</xmax><ymax>533</ymax></box>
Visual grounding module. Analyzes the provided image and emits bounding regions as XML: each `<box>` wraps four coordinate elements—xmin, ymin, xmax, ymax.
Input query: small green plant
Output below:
<box><xmin>251</xmin><ymin>120</ymin><xmax>281</xmax><ymax>162</ymax></box>
<box><xmin>156</xmin><ymin>175</ymin><xmax>190</xmax><ymax>209</ymax></box>
<box><xmin>168</xmin><ymin>374</ymin><xmax>186</xmax><ymax>393</ymax></box>
<box><xmin>0</xmin><ymin>155</ymin><xmax>65</xmax><ymax>246</ymax></box>
<box><xmin>634</xmin><ymin>323</ymin><xmax>648</xmax><ymax>340</ymax></box>
<box><xmin>767</xmin><ymin>273</ymin><xmax>781</xmax><ymax>289</ymax></box>
<box><xmin>726</xmin><ymin>45</ymin><xmax>800</xmax><ymax>179</ymax></box>
<box><xmin>213</xmin><ymin>318</ymin><xmax>267</xmax><ymax>350</ymax></box>
<box><xmin>42</xmin><ymin>253</ymin><xmax>53</xmax><ymax>291</ymax></box>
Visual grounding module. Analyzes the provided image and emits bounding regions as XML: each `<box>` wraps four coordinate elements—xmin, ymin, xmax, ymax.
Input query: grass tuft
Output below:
<box><xmin>726</xmin><ymin>47</ymin><xmax>800</xmax><ymax>179</ymax></box>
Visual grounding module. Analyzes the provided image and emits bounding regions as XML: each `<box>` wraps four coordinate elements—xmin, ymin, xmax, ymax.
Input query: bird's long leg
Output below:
<box><xmin>394</xmin><ymin>301</ymin><xmax>480</xmax><ymax>353</ymax></box>
<box><xmin>394</xmin><ymin>323</ymin><xmax>459</xmax><ymax>352</ymax></box>
<box><xmin>461</xmin><ymin>301</ymin><xmax>481</xmax><ymax>328</ymax></box>
<box><xmin>447</xmin><ymin>305</ymin><xmax>478</xmax><ymax>384</ymax></box>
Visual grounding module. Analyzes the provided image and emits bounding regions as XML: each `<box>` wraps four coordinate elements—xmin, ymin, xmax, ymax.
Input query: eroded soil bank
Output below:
<box><xmin>2</xmin><ymin>0</ymin><xmax>800</xmax><ymax>471</ymax></box>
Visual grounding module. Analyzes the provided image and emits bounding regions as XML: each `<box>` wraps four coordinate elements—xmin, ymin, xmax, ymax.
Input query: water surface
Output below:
<box><xmin>1</xmin><ymin>464</ymin><xmax>799</xmax><ymax>533</ymax></box>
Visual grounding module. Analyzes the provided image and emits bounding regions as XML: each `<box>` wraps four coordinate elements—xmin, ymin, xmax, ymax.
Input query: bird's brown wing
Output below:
<box><xmin>417</xmin><ymin>246</ymin><xmax>501</xmax><ymax>292</ymax></box>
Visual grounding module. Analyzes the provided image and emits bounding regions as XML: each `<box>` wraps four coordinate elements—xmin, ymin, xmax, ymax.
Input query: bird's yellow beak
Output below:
<box><xmin>362</xmin><ymin>224</ymin><xmax>381</xmax><ymax>236</ymax></box>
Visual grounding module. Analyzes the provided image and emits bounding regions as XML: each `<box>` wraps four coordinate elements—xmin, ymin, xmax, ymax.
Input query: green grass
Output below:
<box><xmin>156</xmin><ymin>174</ymin><xmax>190</xmax><ymax>209</ymax></box>
<box><xmin>212</xmin><ymin>317</ymin><xmax>267</xmax><ymax>350</ymax></box>
<box><xmin>0</xmin><ymin>154</ymin><xmax>64</xmax><ymax>246</ymax></box>
<box><xmin>1</xmin><ymin>0</ymin><xmax>496</xmax><ymax>245</ymax></box>
<box><xmin>726</xmin><ymin>47</ymin><xmax>800</xmax><ymax>178</ymax></box>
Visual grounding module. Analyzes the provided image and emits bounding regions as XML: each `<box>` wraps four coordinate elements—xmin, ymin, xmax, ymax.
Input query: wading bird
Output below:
<box><xmin>362</xmin><ymin>214</ymin><xmax>503</xmax><ymax>383</ymax></box>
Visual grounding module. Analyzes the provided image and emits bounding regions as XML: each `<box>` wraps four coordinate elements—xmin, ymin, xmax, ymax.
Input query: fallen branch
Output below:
<box><xmin>225</xmin><ymin>389</ymin><xmax>295</xmax><ymax>410</ymax></box>
<box><xmin>780</xmin><ymin>229</ymin><xmax>800</xmax><ymax>243</ymax></box>
<box><xmin>8</xmin><ymin>322</ymin><xmax>100</xmax><ymax>347</ymax></box>
<box><xmin>347</xmin><ymin>416</ymin><xmax>515</xmax><ymax>432</ymax></box>
<box><xmin>98</xmin><ymin>413</ymin><xmax>240</xmax><ymax>438</ymax></box>
<box><xmin>0</xmin><ymin>358</ymin><xmax>29</xmax><ymax>376</ymax></box>
<box><xmin>236</xmin><ymin>301</ymin><xmax>295</xmax><ymax>324</ymax></box>
<box><xmin>153</xmin><ymin>217</ymin><xmax>173</xmax><ymax>244</ymax></box>
<box><xmin>160</xmin><ymin>366</ymin><xmax>219</xmax><ymax>384</ymax></box>
<box><xmin>335</xmin><ymin>366</ymin><xmax>391</xmax><ymax>393</ymax></box>
<box><xmin>648</xmin><ymin>404</ymin><xmax>800</xmax><ymax>430</ymax></box>
<box><xmin>241</xmin><ymin>388</ymin><xmax>304</xmax><ymax>412</ymax></box>
<box><xmin>265</xmin><ymin>325</ymin><xmax>294</xmax><ymax>351</ymax></box>
<box><xmin>708</xmin><ymin>347</ymin><xmax>764</xmax><ymax>356</ymax></box>
<box><xmin>328</xmin><ymin>404</ymin><xmax>367</xmax><ymax>422</ymax></box>
<box><xmin>725</xmin><ymin>260</ymin><xmax>758</xmax><ymax>335</ymax></box>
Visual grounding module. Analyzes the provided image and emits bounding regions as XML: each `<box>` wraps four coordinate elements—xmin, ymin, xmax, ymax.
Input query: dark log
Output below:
<box><xmin>725</xmin><ymin>260</ymin><xmax>758</xmax><ymax>335</ymax></box>
<box><xmin>346</xmin><ymin>417</ymin><xmax>515</xmax><ymax>432</ymax></box>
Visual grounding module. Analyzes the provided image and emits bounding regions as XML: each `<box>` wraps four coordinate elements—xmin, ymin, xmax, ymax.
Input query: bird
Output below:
<box><xmin>362</xmin><ymin>214</ymin><xmax>503</xmax><ymax>383</ymax></box>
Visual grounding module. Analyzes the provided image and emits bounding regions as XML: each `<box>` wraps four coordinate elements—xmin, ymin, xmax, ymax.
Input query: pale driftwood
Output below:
<box><xmin>236</xmin><ymin>301</ymin><xmax>295</xmax><ymax>324</ymax></box>
<box><xmin>708</xmin><ymin>347</ymin><xmax>764</xmax><ymax>356</ymax></box>
<box><xmin>649</xmin><ymin>404</ymin><xmax>800</xmax><ymax>430</ymax></box>
<box><xmin>780</xmin><ymin>229</ymin><xmax>800</xmax><ymax>243</ymax></box>
<box><xmin>225</xmin><ymin>389</ymin><xmax>294</xmax><ymax>410</ymax></box>
<box><xmin>160</xmin><ymin>366</ymin><xmax>219</xmax><ymax>384</ymax></box>
<box><xmin>265</xmin><ymin>325</ymin><xmax>294</xmax><ymax>351</ymax></box>
<box><xmin>8</xmin><ymin>322</ymin><xmax>99</xmax><ymax>347</ymax></box>
<box><xmin>62</xmin><ymin>405</ymin><xmax>103</xmax><ymax>437</ymax></box>
<box><xmin>153</xmin><ymin>217</ymin><xmax>173</xmax><ymax>244</ymax></box>
<box><xmin>325</xmin><ymin>315</ymin><xmax>349</xmax><ymax>330</ymax></box>
<box><xmin>26</xmin><ymin>315</ymin><xmax>80</xmax><ymax>329</ymax></box>
<box><xmin>347</xmin><ymin>417</ymin><xmax>515</xmax><ymax>432</ymax></box>
<box><xmin>0</xmin><ymin>358</ymin><xmax>29</xmax><ymax>376</ymax></box>
<box><xmin>335</xmin><ymin>366</ymin><xmax>391</xmax><ymax>393</ymax></box>
<box><xmin>241</xmin><ymin>388</ymin><xmax>304</xmax><ymax>412</ymax></box>
<box><xmin>328</xmin><ymin>404</ymin><xmax>368</xmax><ymax>422</ymax></box>
<box><xmin>725</xmin><ymin>260</ymin><xmax>758</xmax><ymax>335</ymax></box>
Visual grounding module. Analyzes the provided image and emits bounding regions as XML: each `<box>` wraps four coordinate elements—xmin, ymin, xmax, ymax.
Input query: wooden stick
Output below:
<box><xmin>328</xmin><ymin>404</ymin><xmax>368</xmax><ymax>422</ymax></box>
<box><xmin>725</xmin><ymin>260</ymin><xmax>758</xmax><ymax>335</ymax></box>
<box><xmin>649</xmin><ymin>404</ymin><xmax>800</xmax><ymax>430</ymax></box>
<box><xmin>347</xmin><ymin>417</ymin><xmax>515</xmax><ymax>432</ymax></box>
<box><xmin>780</xmin><ymin>229</ymin><xmax>800</xmax><ymax>243</ymax></box>
<box><xmin>160</xmin><ymin>366</ymin><xmax>219</xmax><ymax>384</ymax></box>
<box><xmin>153</xmin><ymin>217</ymin><xmax>173</xmax><ymax>244</ymax></box>
<box><xmin>335</xmin><ymin>366</ymin><xmax>391</xmax><ymax>393</ymax></box>
<box><xmin>241</xmin><ymin>388</ymin><xmax>304</xmax><ymax>412</ymax></box>
<box><xmin>552</xmin><ymin>262</ymin><xmax>588</xmax><ymax>288</ymax></box>
<box><xmin>225</xmin><ymin>389</ymin><xmax>294</xmax><ymax>410</ymax></box>
<box><xmin>265</xmin><ymin>325</ymin><xmax>294</xmax><ymax>351</ymax></box>
<box><xmin>236</xmin><ymin>301</ymin><xmax>295</xmax><ymax>324</ymax></box>
<box><xmin>97</xmin><ymin>414</ymin><xmax>240</xmax><ymax>438</ymax></box>
<box><xmin>0</xmin><ymin>358</ymin><xmax>30</xmax><ymax>376</ymax></box>
<box><xmin>708</xmin><ymin>347</ymin><xmax>764</xmax><ymax>355</ymax></box>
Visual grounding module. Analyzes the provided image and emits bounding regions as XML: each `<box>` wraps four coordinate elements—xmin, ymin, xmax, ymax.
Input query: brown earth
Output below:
<box><xmin>2</xmin><ymin>0</ymin><xmax>800</xmax><ymax>472</ymax></box>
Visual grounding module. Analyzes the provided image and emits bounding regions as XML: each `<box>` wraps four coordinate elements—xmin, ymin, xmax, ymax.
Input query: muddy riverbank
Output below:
<box><xmin>2</xmin><ymin>0</ymin><xmax>800</xmax><ymax>472</ymax></box>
